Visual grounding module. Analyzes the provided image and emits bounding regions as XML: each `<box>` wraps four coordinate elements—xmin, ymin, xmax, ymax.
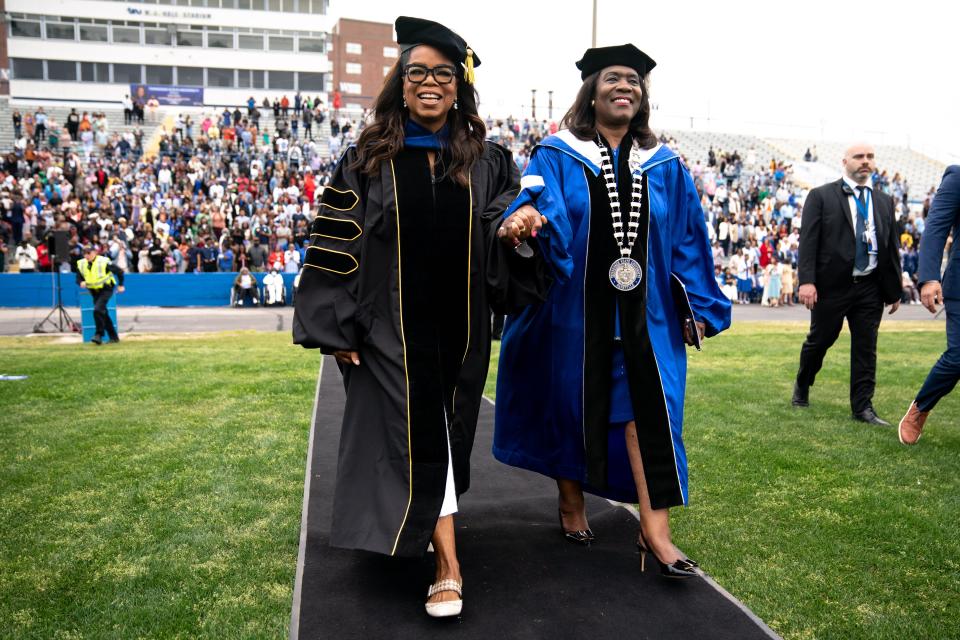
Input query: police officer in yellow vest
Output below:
<box><xmin>77</xmin><ymin>245</ymin><xmax>125</xmax><ymax>345</ymax></box>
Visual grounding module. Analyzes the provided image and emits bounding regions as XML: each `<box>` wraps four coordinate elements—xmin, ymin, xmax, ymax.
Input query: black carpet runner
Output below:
<box><xmin>290</xmin><ymin>356</ymin><xmax>779</xmax><ymax>640</ymax></box>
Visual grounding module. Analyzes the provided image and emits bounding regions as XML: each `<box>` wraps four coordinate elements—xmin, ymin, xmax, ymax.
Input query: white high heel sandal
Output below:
<box><xmin>425</xmin><ymin>579</ymin><xmax>463</xmax><ymax>618</ymax></box>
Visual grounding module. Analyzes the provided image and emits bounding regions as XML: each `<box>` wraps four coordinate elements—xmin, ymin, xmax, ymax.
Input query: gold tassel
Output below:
<box><xmin>465</xmin><ymin>47</ymin><xmax>476</xmax><ymax>84</ymax></box>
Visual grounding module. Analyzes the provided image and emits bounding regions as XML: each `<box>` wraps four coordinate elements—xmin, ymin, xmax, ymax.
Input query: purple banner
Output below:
<box><xmin>130</xmin><ymin>84</ymin><xmax>204</xmax><ymax>107</ymax></box>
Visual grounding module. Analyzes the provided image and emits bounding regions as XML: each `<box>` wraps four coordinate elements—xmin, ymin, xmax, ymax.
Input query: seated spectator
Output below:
<box><xmin>232</xmin><ymin>267</ymin><xmax>260</xmax><ymax>307</ymax></box>
<box><xmin>721</xmin><ymin>268</ymin><xmax>738</xmax><ymax>302</ymax></box>
<box><xmin>263</xmin><ymin>267</ymin><xmax>286</xmax><ymax>306</ymax></box>
<box><xmin>901</xmin><ymin>272</ymin><xmax>920</xmax><ymax>305</ymax></box>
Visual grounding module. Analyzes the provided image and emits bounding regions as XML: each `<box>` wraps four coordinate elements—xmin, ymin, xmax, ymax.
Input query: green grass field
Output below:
<box><xmin>1</xmin><ymin>323</ymin><xmax>958</xmax><ymax>639</ymax></box>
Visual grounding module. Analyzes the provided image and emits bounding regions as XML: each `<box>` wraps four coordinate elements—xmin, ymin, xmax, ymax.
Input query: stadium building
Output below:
<box><xmin>3</xmin><ymin>0</ymin><xmax>340</xmax><ymax>106</ymax></box>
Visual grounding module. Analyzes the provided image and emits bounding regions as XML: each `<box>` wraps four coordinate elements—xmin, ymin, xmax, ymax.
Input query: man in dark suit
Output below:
<box><xmin>792</xmin><ymin>143</ymin><xmax>902</xmax><ymax>424</ymax></box>
<box><xmin>899</xmin><ymin>165</ymin><xmax>960</xmax><ymax>444</ymax></box>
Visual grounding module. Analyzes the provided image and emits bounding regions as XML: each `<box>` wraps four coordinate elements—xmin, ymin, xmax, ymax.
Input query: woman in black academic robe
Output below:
<box><xmin>293</xmin><ymin>16</ymin><xmax>543</xmax><ymax>618</ymax></box>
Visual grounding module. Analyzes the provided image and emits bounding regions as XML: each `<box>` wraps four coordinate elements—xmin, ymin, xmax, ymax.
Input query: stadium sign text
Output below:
<box><xmin>127</xmin><ymin>7</ymin><xmax>214</xmax><ymax>20</ymax></box>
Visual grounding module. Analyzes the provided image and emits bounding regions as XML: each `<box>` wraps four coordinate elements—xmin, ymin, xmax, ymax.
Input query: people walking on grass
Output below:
<box><xmin>792</xmin><ymin>143</ymin><xmax>902</xmax><ymax>425</ymax></box>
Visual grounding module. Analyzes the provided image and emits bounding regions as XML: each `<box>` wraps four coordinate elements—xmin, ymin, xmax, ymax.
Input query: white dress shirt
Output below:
<box><xmin>842</xmin><ymin>175</ymin><xmax>878</xmax><ymax>275</ymax></box>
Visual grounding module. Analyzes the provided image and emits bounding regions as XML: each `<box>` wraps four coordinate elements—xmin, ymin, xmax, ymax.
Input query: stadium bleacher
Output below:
<box><xmin>764</xmin><ymin>138</ymin><xmax>945</xmax><ymax>195</ymax></box>
<box><xmin>656</xmin><ymin>129</ymin><xmax>945</xmax><ymax>197</ymax></box>
<box><xmin>1</xmin><ymin>99</ymin><xmax>333</xmax><ymax>160</ymax></box>
<box><xmin>660</xmin><ymin>129</ymin><xmax>784</xmax><ymax>171</ymax></box>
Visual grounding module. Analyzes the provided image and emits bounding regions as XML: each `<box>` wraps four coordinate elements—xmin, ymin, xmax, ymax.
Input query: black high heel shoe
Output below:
<box><xmin>637</xmin><ymin>530</ymin><xmax>699</xmax><ymax>568</ymax></box>
<box><xmin>637</xmin><ymin>530</ymin><xmax>698</xmax><ymax>579</ymax></box>
<box><xmin>558</xmin><ymin>510</ymin><xmax>595</xmax><ymax>546</ymax></box>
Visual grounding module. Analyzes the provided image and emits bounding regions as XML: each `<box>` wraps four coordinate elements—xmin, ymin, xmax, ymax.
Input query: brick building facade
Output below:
<box><xmin>330</xmin><ymin>18</ymin><xmax>397</xmax><ymax>110</ymax></box>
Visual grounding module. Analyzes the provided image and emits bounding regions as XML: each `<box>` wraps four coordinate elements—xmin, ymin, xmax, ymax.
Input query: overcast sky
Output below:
<box><xmin>329</xmin><ymin>0</ymin><xmax>958</xmax><ymax>161</ymax></box>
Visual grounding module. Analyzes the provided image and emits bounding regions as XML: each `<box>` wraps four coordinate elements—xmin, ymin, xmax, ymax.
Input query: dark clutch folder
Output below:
<box><xmin>670</xmin><ymin>273</ymin><xmax>701</xmax><ymax>351</ymax></box>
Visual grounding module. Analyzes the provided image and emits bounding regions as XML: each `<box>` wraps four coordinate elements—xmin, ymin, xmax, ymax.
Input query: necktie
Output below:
<box><xmin>854</xmin><ymin>186</ymin><xmax>869</xmax><ymax>271</ymax></box>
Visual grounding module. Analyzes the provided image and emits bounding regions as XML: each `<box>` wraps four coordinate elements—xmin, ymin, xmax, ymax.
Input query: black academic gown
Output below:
<box><xmin>294</xmin><ymin>141</ymin><xmax>545</xmax><ymax>557</ymax></box>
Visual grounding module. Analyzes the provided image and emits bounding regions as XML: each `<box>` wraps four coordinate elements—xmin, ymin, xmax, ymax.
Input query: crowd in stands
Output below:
<box><xmin>0</xmin><ymin>96</ymin><xmax>373</xmax><ymax>283</ymax></box>
<box><xmin>685</xmin><ymin>143</ymin><xmax>930</xmax><ymax>307</ymax></box>
<box><xmin>11</xmin><ymin>107</ymin><xmax>148</xmax><ymax>162</ymax></box>
<box><xmin>0</xmin><ymin>100</ymin><xmax>940</xmax><ymax>309</ymax></box>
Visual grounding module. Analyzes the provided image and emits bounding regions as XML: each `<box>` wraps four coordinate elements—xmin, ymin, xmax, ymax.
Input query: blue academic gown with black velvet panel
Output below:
<box><xmin>493</xmin><ymin>130</ymin><xmax>731</xmax><ymax>508</ymax></box>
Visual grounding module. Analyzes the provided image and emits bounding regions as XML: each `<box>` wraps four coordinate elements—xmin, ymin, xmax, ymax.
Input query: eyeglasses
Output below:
<box><xmin>404</xmin><ymin>64</ymin><xmax>457</xmax><ymax>85</ymax></box>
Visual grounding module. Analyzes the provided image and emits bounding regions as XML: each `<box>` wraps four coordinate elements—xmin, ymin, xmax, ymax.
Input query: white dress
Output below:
<box><xmin>439</xmin><ymin>413</ymin><xmax>457</xmax><ymax>517</ymax></box>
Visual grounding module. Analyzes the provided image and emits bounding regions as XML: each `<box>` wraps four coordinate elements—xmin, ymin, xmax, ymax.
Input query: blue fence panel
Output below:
<box><xmin>79</xmin><ymin>294</ymin><xmax>118</xmax><ymax>343</ymax></box>
<box><xmin>0</xmin><ymin>273</ymin><xmax>298</xmax><ymax>307</ymax></box>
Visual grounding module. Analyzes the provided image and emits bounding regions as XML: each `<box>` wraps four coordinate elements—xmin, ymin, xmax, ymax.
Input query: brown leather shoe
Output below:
<box><xmin>898</xmin><ymin>402</ymin><xmax>930</xmax><ymax>445</ymax></box>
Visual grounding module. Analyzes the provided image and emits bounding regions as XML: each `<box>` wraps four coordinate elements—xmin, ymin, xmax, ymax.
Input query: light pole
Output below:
<box><xmin>548</xmin><ymin>90</ymin><xmax>553</xmax><ymax>120</ymax></box>
<box><xmin>592</xmin><ymin>0</ymin><xmax>597</xmax><ymax>47</ymax></box>
<box><xmin>531</xmin><ymin>89</ymin><xmax>537</xmax><ymax>120</ymax></box>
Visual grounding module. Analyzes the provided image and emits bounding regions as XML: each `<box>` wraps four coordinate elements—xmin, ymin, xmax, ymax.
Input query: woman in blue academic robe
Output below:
<box><xmin>494</xmin><ymin>44</ymin><xmax>731</xmax><ymax>577</ymax></box>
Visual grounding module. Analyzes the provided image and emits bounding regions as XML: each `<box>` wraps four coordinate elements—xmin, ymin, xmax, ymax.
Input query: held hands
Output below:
<box><xmin>887</xmin><ymin>301</ymin><xmax>900</xmax><ymax>315</ymax></box>
<box><xmin>79</xmin><ymin>282</ymin><xmax>87</xmax><ymax>289</ymax></box>
<box><xmin>117</xmin><ymin>286</ymin><xmax>125</xmax><ymax>293</ymax></box>
<box><xmin>683</xmin><ymin>321</ymin><xmax>705</xmax><ymax>347</ymax></box>
<box><xmin>498</xmin><ymin>205</ymin><xmax>548</xmax><ymax>248</ymax></box>
<box><xmin>798</xmin><ymin>283</ymin><xmax>818</xmax><ymax>310</ymax></box>
<box><xmin>920</xmin><ymin>281</ymin><xmax>943</xmax><ymax>314</ymax></box>
<box><xmin>334</xmin><ymin>350</ymin><xmax>360</xmax><ymax>366</ymax></box>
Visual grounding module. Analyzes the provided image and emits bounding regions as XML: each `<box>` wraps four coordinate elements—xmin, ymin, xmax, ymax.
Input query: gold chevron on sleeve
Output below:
<box><xmin>304</xmin><ymin>246</ymin><xmax>359</xmax><ymax>275</ymax></box>
<box><xmin>310</xmin><ymin>216</ymin><xmax>363</xmax><ymax>242</ymax></box>
<box><xmin>319</xmin><ymin>186</ymin><xmax>360</xmax><ymax>212</ymax></box>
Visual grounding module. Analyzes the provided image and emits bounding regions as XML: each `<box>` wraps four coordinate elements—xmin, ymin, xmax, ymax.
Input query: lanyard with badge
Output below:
<box><xmin>853</xmin><ymin>188</ymin><xmax>877</xmax><ymax>255</ymax></box>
